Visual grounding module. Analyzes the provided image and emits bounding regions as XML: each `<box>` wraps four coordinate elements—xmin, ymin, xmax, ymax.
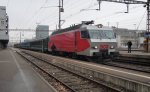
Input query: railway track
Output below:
<box><xmin>18</xmin><ymin>48</ymin><xmax>150</xmax><ymax>74</ymax></box>
<box><xmin>47</xmin><ymin>53</ymin><xmax>150</xmax><ymax>73</ymax></box>
<box><xmin>115</xmin><ymin>55</ymin><xmax>150</xmax><ymax>66</ymax></box>
<box><xmin>102</xmin><ymin>56</ymin><xmax>150</xmax><ymax>73</ymax></box>
<box><xmin>17</xmin><ymin>50</ymin><xmax>120</xmax><ymax>92</ymax></box>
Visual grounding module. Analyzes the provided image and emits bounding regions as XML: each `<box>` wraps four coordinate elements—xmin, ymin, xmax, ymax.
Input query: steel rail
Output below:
<box><xmin>102</xmin><ymin>56</ymin><xmax>150</xmax><ymax>73</ymax></box>
<box><xmin>17</xmin><ymin>51</ymin><xmax>76</xmax><ymax>92</ymax></box>
<box><xmin>17</xmin><ymin>50</ymin><xmax>120</xmax><ymax>92</ymax></box>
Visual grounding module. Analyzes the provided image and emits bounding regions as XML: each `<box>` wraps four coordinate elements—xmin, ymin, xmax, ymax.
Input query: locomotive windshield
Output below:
<box><xmin>81</xmin><ymin>30</ymin><xmax>90</xmax><ymax>38</ymax></box>
<box><xmin>88</xmin><ymin>29</ymin><xmax>115</xmax><ymax>39</ymax></box>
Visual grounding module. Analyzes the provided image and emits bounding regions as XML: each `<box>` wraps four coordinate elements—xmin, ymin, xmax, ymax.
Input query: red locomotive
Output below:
<box><xmin>48</xmin><ymin>21</ymin><xmax>118</xmax><ymax>59</ymax></box>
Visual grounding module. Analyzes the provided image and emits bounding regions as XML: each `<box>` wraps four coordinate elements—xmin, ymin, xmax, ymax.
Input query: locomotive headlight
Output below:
<box><xmin>92</xmin><ymin>46</ymin><xmax>98</xmax><ymax>49</ymax></box>
<box><xmin>94</xmin><ymin>46</ymin><xmax>98</xmax><ymax>49</ymax></box>
<box><xmin>110</xmin><ymin>45</ymin><xmax>114</xmax><ymax>49</ymax></box>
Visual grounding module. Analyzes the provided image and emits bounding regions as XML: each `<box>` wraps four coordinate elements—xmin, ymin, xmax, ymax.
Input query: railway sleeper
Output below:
<box><xmin>52</xmin><ymin>72</ymin><xmax>68</xmax><ymax>75</ymax></box>
<box><xmin>67</xmin><ymin>82</ymin><xmax>92</xmax><ymax>87</ymax></box>
<box><xmin>77</xmin><ymin>88</ymin><xmax>104</xmax><ymax>92</ymax></box>
<box><xmin>66</xmin><ymin>79</ymin><xmax>88</xmax><ymax>83</ymax></box>
<box><xmin>58</xmin><ymin>77</ymin><xmax>78</xmax><ymax>81</ymax></box>
<box><xmin>73</xmin><ymin>85</ymin><xmax>98</xmax><ymax>90</ymax></box>
<box><xmin>63</xmin><ymin>80</ymin><xmax>79</xmax><ymax>84</ymax></box>
<box><xmin>54</xmin><ymin>74</ymin><xmax>71</xmax><ymax>78</ymax></box>
<box><xmin>63</xmin><ymin>76</ymin><xmax>81</xmax><ymax>81</ymax></box>
<box><xmin>115</xmin><ymin>57</ymin><xmax>150</xmax><ymax>66</ymax></box>
<box><xmin>105</xmin><ymin>61</ymin><xmax>150</xmax><ymax>71</ymax></box>
<box><xmin>49</xmin><ymin>70</ymin><xmax>62</xmax><ymax>74</ymax></box>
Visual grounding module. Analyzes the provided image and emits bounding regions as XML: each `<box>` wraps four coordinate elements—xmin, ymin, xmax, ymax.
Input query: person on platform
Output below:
<box><xmin>127</xmin><ymin>41</ymin><xmax>132</xmax><ymax>53</ymax></box>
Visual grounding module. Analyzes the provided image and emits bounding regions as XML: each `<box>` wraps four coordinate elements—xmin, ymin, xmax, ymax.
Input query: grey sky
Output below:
<box><xmin>0</xmin><ymin>0</ymin><xmax>147</xmax><ymax>30</ymax></box>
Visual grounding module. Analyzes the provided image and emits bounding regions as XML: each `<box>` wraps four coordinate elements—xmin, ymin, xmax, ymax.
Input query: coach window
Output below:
<box><xmin>81</xmin><ymin>30</ymin><xmax>89</xmax><ymax>39</ymax></box>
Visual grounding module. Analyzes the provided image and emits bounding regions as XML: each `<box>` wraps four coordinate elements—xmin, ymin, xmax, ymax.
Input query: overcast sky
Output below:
<box><xmin>0</xmin><ymin>0</ymin><xmax>148</xmax><ymax>43</ymax></box>
<box><xmin>0</xmin><ymin>0</ymin><xmax>147</xmax><ymax>30</ymax></box>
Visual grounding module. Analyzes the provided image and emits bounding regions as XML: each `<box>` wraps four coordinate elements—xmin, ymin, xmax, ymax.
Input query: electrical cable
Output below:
<box><xmin>136</xmin><ymin>10</ymin><xmax>146</xmax><ymax>30</ymax></box>
<box><xmin>39</xmin><ymin>0</ymin><xmax>92</xmax><ymax>25</ymax></box>
<box><xmin>25</xmin><ymin>0</ymin><xmax>48</xmax><ymax>28</ymax></box>
<box><xmin>6</xmin><ymin>0</ymin><xmax>10</xmax><ymax>7</ymax></box>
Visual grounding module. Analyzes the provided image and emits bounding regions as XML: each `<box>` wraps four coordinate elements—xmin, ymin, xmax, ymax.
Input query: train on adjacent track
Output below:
<box><xmin>14</xmin><ymin>21</ymin><xmax>119</xmax><ymax>61</ymax></box>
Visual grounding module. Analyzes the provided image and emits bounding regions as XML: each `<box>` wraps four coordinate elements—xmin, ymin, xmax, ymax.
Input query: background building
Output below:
<box><xmin>0</xmin><ymin>6</ymin><xmax>9</xmax><ymax>48</ymax></box>
<box><xmin>36</xmin><ymin>25</ymin><xmax>49</xmax><ymax>39</ymax></box>
<box><xmin>113</xmin><ymin>28</ymin><xmax>145</xmax><ymax>49</ymax></box>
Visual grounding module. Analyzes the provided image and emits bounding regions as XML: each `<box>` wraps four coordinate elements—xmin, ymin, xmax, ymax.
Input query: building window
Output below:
<box><xmin>1</xmin><ymin>21</ymin><xmax>4</xmax><ymax>26</ymax></box>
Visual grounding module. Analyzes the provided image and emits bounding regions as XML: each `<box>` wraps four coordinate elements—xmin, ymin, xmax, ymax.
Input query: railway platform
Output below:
<box><xmin>0</xmin><ymin>48</ymin><xmax>57</xmax><ymax>92</ymax></box>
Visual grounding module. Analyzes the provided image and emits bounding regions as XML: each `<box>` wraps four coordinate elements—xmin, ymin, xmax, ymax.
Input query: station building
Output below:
<box><xmin>113</xmin><ymin>28</ymin><xmax>145</xmax><ymax>49</ymax></box>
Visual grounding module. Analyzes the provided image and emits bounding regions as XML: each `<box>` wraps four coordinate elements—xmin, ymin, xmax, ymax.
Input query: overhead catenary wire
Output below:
<box><xmin>136</xmin><ymin>10</ymin><xmax>146</xmax><ymax>30</ymax></box>
<box><xmin>49</xmin><ymin>4</ymin><xmax>143</xmax><ymax>29</ymax></box>
<box><xmin>39</xmin><ymin>0</ymin><xmax>95</xmax><ymax>26</ymax></box>
<box><xmin>62</xmin><ymin>3</ymin><xmax>142</xmax><ymax>28</ymax></box>
<box><xmin>63</xmin><ymin>2</ymin><xmax>143</xmax><ymax>27</ymax></box>
<box><xmin>47</xmin><ymin>2</ymin><xmax>99</xmax><ymax>28</ymax></box>
<box><xmin>25</xmin><ymin>0</ymin><xmax>48</xmax><ymax>28</ymax></box>
<box><xmin>93</xmin><ymin>5</ymin><xmax>145</xmax><ymax>28</ymax></box>
<box><xmin>28</xmin><ymin>0</ymin><xmax>103</xmax><ymax>29</ymax></box>
<box><xmin>15</xmin><ymin>0</ymin><xmax>146</xmax><ymax>30</ymax></box>
<box><xmin>95</xmin><ymin>5</ymin><xmax>143</xmax><ymax>20</ymax></box>
<box><xmin>28</xmin><ymin>0</ymin><xmax>86</xmax><ymax>28</ymax></box>
<box><xmin>6</xmin><ymin>0</ymin><xmax>10</xmax><ymax>7</ymax></box>
<box><xmin>18</xmin><ymin>0</ymin><xmax>33</xmax><ymax>29</ymax></box>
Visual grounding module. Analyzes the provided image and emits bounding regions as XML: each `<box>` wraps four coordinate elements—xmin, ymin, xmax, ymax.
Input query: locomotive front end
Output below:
<box><xmin>80</xmin><ymin>25</ymin><xmax>119</xmax><ymax>59</ymax></box>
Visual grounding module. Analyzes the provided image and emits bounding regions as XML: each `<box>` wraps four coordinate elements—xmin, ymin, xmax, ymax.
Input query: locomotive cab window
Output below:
<box><xmin>88</xmin><ymin>29</ymin><xmax>115</xmax><ymax>39</ymax></box>
<box><xmin>102</xmin><ymin>30</ymin><xmax>115</xmax><ymax>39</ymax></box>
<box><xmin>81</xmin><ymin>30</ymin><xmax>89</xmax><ymax>39</ymax></box>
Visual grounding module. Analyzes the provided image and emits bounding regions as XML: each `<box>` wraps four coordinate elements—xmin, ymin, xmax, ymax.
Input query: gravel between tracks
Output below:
<box><xmin>18</xmin><ymin>50</ymin><xmax>119</xmax><ymax>92</ymax></box>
